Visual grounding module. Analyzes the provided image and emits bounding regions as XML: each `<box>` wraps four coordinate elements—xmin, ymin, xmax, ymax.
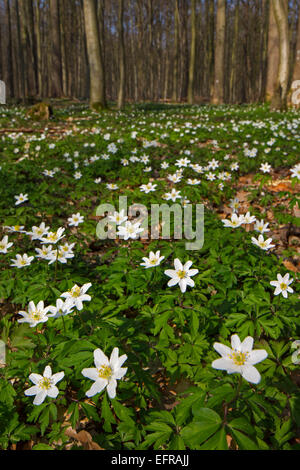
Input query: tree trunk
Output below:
<box><xmin>33</xmin><ymin>0</ymin><xmax>42</xmax><ymax>98</ymax></box>
<box><xmin>172</xmin><ymin>0</ymin><xmax>179</xmax><ymax>102</ymax></box>
<box><xmin>83</xmin><ymin>0</ymin><xmax>107</xmax><ymax>110</ymax></box>
<box><xmin>117</xmin><ymin>0</ymin><xmax>125</xmax><ymax>109</ymax></box>
<box><xmin>266</xmin><ymin>0</ymin><xmax>279</xmax><ymax>102</ymax></box>
<box><xmin>292</xmin><ymin>6</ymin><xmax>300</xmax><ymax>82</ymax></box>
<box><xmin>49</xmin><ymin>0</ymin><xmax>63</xmax><ymax>97</ymax></box>
<box><xmin>212</xmin><ymin>0</ymin><xmax>226</xmax><ymax>104</ymax></box>
<box><xmin>188</xmin><ymin>0</ymin><xmax>196</xmax><ymax>104</ymax></box>
<box><xmin>271</xmin><ymin>0</ymin><xmax>290</xmax><ymax>109</ymax></box>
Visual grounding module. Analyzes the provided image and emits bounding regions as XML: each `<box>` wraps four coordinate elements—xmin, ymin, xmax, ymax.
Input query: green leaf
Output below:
<box><xmin>228</xmin><ymin>417</ymin><xmax>255</xmax><ymax>436</ymax></box>
<box><xmin>181</xmin><ymin>409</ymin><xmax>222</xmax><ymax>448</ymax></box>
<box><xmin>229</xmin><ymin>428</ymin><xmax>258</xmax><ymax>450</ymax></box>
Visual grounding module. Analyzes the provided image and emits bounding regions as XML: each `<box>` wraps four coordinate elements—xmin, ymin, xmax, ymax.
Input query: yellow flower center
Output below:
<box><xmin>39</xmin><ymin>378</ymin><xmax>52</xmax><ymax>390</ymax></box>
<box><xmin>177</xmin><ymin>270</ymin><xmax>187</xmax><ymax>279</ymax></box>
<box><xmin>71</xmin><ymin>286</ymin><xmax>81</xmax><ymax>297</ymax></box>
<box><xmin>29</xmin><ymin>309</ymin><xmax>43</xmax><ymax>321</ymax></box>
<box><xmin>0</xmin><ymin>243</ymin><xmax>4</xmax><ymax>250</ymax></box>
<box><xmin>150</xmin><ymin>258</ymin><xmax>158</xmax><ymax>265</ymax></box>
<box><xmin>230</xmin><ymin>351</ymin><xmax>247</xmax><ymax>366</ymax></box>
<box><xmin>14</xmin><ymin>226</ymin><xmax>20</xmax><ymax>231</ymax></box>
<box><xmin>98</xmin><ymin>365</ymin><xmax>112</xmax><ymax>380</ymax></box>
<box><xmin>280</xmin><ymin>283</ymin><xmax>287</xmax><ymax>290</ymax></box>
<box><xmin>48</xmin><ymin>233</ymin><xmax>58</xmax><ymax>242</ymax></box>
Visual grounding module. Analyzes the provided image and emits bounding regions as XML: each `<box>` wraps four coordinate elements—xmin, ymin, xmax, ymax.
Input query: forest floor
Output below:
<box><xmin>0</xmin><ymin>102</ymin><xmax>299</xmax><ymax>451</ymax></box>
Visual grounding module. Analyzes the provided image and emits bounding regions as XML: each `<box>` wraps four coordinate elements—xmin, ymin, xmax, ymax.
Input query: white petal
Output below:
<box><xmin>164</xmin><ymin>269</ymin><xmax>176</xmax><ymax>278</ymax></box>
<box><xmin>113</xmin><ymin>367</ymin><xmax>127</xmax><ymax>380</ymax></box>
<box><xmin>213</xmin><ymin>342</ymin><xmax>231</xmax><ymax>357</ymax></box>
<box><xmin>110</xmin><ymin>348</ymin><xmax>119</xmax><ymax>368</ymax></box>
<box><xmin>231</xmin><ymin>334</ymin><xmax>241</xmax><ymax>350</ymax></box>
<box><xmin>241</xmin><ymin>336</ymin><xmax>254</xmax><ymax>353</ymax></box>
<box><xmin>168</xmin><ymin>278</ymin><xmax>179</xmax><ymax>287</ymax></box>
<box><xmin>94</xmin><ymin>349</ymin><xmax>109</xmax><ymax>368</ymax></box>
<box><xmin>33</xmin><ymin>390</ymin><xmax>47</xmax><ymax>405</ymax></box>
<box><xmin>81</xmin><ymin>368</ymin><xmax>99</xmax><ymax>381</ymax></box>
<box><xmin>241</xmin><ymin>365</ymin><xmax>261</xmax><ymax>384</ymax></box>
<box><xmin>212</xmin><ymin>358</ymin><xmax>234</xmax><ymax>371</ymax></box>
<box><xmin>28</xmin><ymin>373</ymin><xmax>43</xmax><ymax>385</ymax></box>
<box><xmin>174</xmin><ymin>259</ymin><xmax>183</xmax><ymax>271</ymax></box>
<box><xmin>47</xmin><ymin>386</ymin><xmax>59</xmax><ymax>398</ymax></box>
<box><xmin>86</xmin><ymin>379</ymin><xmax>107</xmax><ymax>397</ymax></box>
<box><xmin>43</xmin><ymin>366</ymin><xmax>52</xmax><ymax>378</ymax></box>
<box><xmin>24</xmin><ymin>385</ymin><xmax>39</xmax><ymax>396</ymax></box>
<box><xmin>107</xmin><ymin>379</ymin><xmax>117</xmax><ymax>399</ymax></box>
<box><xmin>247</xmin><ymin>349</ymin><xmax>268</xmax><ymax>365</ymax></box>
<box><xmin>51</xmin><ymin>371</ymin><xmax>64</xmax><ymax>384</ymax></box>
<box><xmin>179</xmin><ymin>279</ymin><xmax>187</xmax><ymax>293</ymax></box>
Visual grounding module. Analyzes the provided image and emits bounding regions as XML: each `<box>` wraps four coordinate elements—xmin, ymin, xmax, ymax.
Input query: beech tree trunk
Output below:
<box><xmin>292</xmin><ymin>7</ymin><xmax>300</xmax><ymax>82</ymax></box>
<box><xmin>172</xmin><ymin>0</ymin><xmax>179</xmax><ymax>102</ymax></box>
<box><xmin>266</xmin><ymin>0</ymin><xmax>279</xmax><ymax>102</ymax></box>
<box><xmin>83</xmin><ymin>0</ymin><xmax>107</xmax><ymax>110</ymax></box>
<box><xmin>117</xmin><ymin>0</ymin><xmax>125</xmax><ymax>109</ymax></box>
<box><xmin>212</xmin><ymin>0</ymin><xmax>226</xmax><ymax>104</ymax></box>
<box><xmin>187</xmin><ymin>0</ymin><xmax>196</xmax><ymax>104</ymax></box>
<box><xmin>271</xmin><ymin>0</ymin><xmax>290</xmax><ymax>109</ymax></box>
<box><xmin>49</xmin><ymin>0</ymin><xmax>63</xmax><ymax>97</ymax></box>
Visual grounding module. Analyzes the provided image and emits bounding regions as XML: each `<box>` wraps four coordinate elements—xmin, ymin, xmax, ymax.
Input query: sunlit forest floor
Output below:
<box><xmin>0</xmin><ymin>102</ymin><xmax>299</xmax><ymax>450</ymax></box>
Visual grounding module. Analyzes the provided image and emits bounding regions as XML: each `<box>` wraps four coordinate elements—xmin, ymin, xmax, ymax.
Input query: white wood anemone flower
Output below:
<box><xmin>10</xmin><ymin>253</ymin><xmax>34</xmax><ymax>268</ymax></box>
<box><xmin>270</xmin><ymin>273</ymin><xmax>294</xmax><ymax>298</ymax></box>
<box><xmin>47</xmin><ymin>298</ymin><xmax>75</xmax><ymax>318</ymax></box>
<box><xmin>222</xmin><ymin>213</ymin><xmax>244</xmax><ymax>228</ymax></box>
<box><xmin>17</xmin><ymin>300</ymin><xmax>51</xmax><ymax>328</ymax></box>
<box><xmin>251</xmin><ymin>234</ymin><xmax>275</xmax><ymax>251</ymax></box>
<box><xmin>82</xmin><ymin>348</ymin><xmax>128</xmax><ymax>399</ymax></box>
<box><xmin>68</xmin><ymin>213</ymin><xmax>84</xmax><ymax>227</ymax></box>
<box><xmin>117</xmin><ymin>221</ymin><xmax>144</xmax><ymax>240</ymax></box>
<box><xmin>212</xmin><ymin>334</ymin><xmax>268</xmax><ymax>384</ymax></box>
<box><xmin>24</xmin><ymin>365</ymin><xmax>64</xmax><ymax>406</ymax></box>
<box><xmin>140</xmin><ymin>251</ymin><xmax>165</xmax><ymax>269</ymax></box>
<box><xmin>0</xmin><ymin>235</ymin><xmax>13</xmax><ymax>254</ymax></box>
<box><xmin>15</xmin><ymin>193</ymin><xmax>28</xmax><ymax>206</ymax></box>
<box><xmin>164</xmin><ymin>258</ymin><xmax>198</xmax><ymax>293</ymax></box>
<box><xmin>61</xmin><ymin>283</ymin><xmax>92</xmax><ymax>311</ymax></box>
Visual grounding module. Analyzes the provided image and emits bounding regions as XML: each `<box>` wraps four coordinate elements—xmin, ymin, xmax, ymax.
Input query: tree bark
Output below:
<box><xmin>266</xmin><ymin>0</ymin><xmax>280</xmax><ymax>102</ymax></box>
<box><xmin>292</xmin><ymin>5</ymin><xmax>300</xmax><ymax>82</ymax></box>
<box><xmin>212</xmin><ymin>0</ymin><xmax>226</xmax><ymax>104</ymax></box>
<box><xmin>271</xmin><ymin>0</ymin><xmax>290</xmax><ymax>109</ymax></box>
<box><xmin>83</xmin><ymin>0</ymin><xmax>107</xmax><ymax>110</ymax></box>
<box><xmin>49</xmin><ymin>0</ymin><xmax>63</xmax><ymax>97</ymax></box>
<box><xmin>172</xmin><ymin>0</ymin><xmax>179</xmax><ymax>102</ymax></box>
<box><xmin>188</xmin><ymin>0</ymin><xmax>196</xmax><ymax>104</ymax></box>
<box><xmin>117</xmin><ymin>0</ymin><xmax>125</xmax><ymax>109</ymax></box>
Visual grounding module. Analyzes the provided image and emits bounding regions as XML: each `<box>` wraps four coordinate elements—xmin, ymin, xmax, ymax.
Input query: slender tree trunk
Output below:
<box><xmin>117</xmin><ymin>0</ymin><xmax>125</xmax><ymax>109</ymax></box>
<box><xmin>5</xmin><ymin>0</ymin><xmax>15</xmax><ymax>98</ymax></box>
<box><xmin>33</xmin><ymin>0</ymin><xmax>42</xmax><ymax>98</ymax></box>
<box><xmin>83</xmin><ymin>0</ymin><xmax>107</xmax><ymax>110</ymax></box>
<box><xmin>271</xmin><ymin>0</ymin><xmax>290</xmax><ymax>109</ymax></box>
<box><xmin>229</xmin><ymin>0</ymin><xmax>239</xmax><ymax>103</ymax></box>
<box><xmin>292</xmin><ymin>6</ymin><xmax>300</xmax><ymax>82</ymax></box>
<box><xmin>212</xmin><ymin>0</ymin><xmax>226</xmax><ymax>104</ymax></box>
<box><xmin>188</xmin><ymin>0</ymin><xmax>196</xmax><ymax>104</ymax></box>
<box><xmin>49</xmin><ymin>0</ymin><xmax>63</xmax><ymax>97</ymax></box>
<box><xmin>266</xmin><ymin>0</ymin><xmax>279</xmax><ymax>102</ymax></box>
<box><xmin>172</xmin><ymin>0</ymin><xmax>179</xmax><ymax>102</ymax></box>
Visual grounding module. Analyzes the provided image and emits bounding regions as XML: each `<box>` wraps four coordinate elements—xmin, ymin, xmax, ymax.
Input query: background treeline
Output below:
<box><xmin>0</xmin><ymin>0</ymin><xmax>300</xmax><ymax>108</ymax></box>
